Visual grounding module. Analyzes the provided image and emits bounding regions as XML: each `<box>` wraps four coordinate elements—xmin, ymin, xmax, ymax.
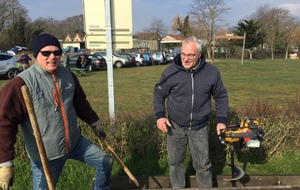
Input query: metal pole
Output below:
<box><xmin>104</xmin><ymin>0</ymin><xmax>115</xmax><ymax>123</ymax></box>
<box><xmin>230</xmin><ymin>143</ymin><xmax>237</xmax><ymax>187</ymax></box>
<box><xmin>241</xmin><ymin>33</ymin><xmax>246</xmax><ymax>65</ymax></box>
<box><xmin>212</xmin><ymin>35</ymin><xmax>215</xmax><ymax>64</ymax></box>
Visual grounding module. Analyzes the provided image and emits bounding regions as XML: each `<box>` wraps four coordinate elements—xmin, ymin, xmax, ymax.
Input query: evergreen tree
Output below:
<box><xmin>231</xmin><ymin>19</ymin><xmax>265</xmax><ymax>59</ymax></box>
<box><xmin>176</xmin><ymin>15</ymin><xmax>191</xmax><ymax>37</ymax></box>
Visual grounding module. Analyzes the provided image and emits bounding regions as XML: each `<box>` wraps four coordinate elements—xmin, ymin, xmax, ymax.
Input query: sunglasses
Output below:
<box><xmin>40</xmin><ymin>50</ymin><xmax>62</xmax><ymax>57</ymax></box>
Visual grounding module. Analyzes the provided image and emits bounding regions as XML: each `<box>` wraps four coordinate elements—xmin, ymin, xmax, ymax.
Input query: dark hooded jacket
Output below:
<box><xmin>153</xmin><ymin>53</ymin><xmax>228</xmax><ymax>128</ymax></box>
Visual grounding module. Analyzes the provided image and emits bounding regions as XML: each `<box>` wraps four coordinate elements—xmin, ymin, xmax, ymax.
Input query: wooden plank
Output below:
<box><xmin>110</xmin><ymin>175</ymin><xmax>300</xmax><ymax>189</ymax></box>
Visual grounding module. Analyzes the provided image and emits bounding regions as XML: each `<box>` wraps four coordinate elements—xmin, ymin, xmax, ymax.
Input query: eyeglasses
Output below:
<box><xmin>40</xmin><ymin>50</ymin><xmax>62</xmax><ymax>57</ymax></box>
<box><xmin>180</xmin><ymin>52</ymin><xmax>199</xmax><ymax>59</ymax></box>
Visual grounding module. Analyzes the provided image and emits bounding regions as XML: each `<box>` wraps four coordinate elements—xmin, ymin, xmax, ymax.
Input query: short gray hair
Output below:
<box><xmin>182</xmin><ymin>36</ymin><xmax>202</xmax><ymax>52</ymax></box>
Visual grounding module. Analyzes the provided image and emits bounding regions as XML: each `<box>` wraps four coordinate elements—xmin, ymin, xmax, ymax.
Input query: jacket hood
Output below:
<box><xmin>173</xmin><ymin>53</ymin><xmax>207</xmax><ymax>72</ymax></box>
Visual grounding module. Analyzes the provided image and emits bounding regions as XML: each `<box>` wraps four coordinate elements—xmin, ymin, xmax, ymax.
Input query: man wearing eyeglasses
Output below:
<box><xmin>153</xmin><ymin>36</ymin><xmax>228</xmax><ymax>188</ymax></box>
<box><xmin>0</xmin><ymin>33</ymin><xmax>111</xmax><ymax>190</ymax></box>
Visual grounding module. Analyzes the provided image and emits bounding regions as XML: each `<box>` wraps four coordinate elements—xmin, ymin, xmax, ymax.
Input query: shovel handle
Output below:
<box><xmin>21</xmin><ymin>85</ymin><xmax>55</xmax><ymax>190</ymax></box>
<box><xmin>100</xmin><ymin>138</ymin><xmax>139</xmax><ymax>187</ymax></box>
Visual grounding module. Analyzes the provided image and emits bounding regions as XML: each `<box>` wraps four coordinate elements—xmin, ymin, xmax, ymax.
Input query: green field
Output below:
<box><xmin>58</xmin><ymin>58</ymin><xmax>300</xmax><ymax>114</ymax></box>
<box><xmin>1</xmin><ymin>58</ymin><xmax>299</xmax><ymax>113</ymax></box>
<box><xmin>1</xmin><ymin>58</ymin><xmax>300</xmax><ymax>189</ymax></box>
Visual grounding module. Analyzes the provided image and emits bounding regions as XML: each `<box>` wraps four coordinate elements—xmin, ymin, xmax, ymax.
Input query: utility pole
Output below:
<box><xmin>104</xmin><ymin>0</ymin><xmax>115</xmax><ymax>123</ymax></box>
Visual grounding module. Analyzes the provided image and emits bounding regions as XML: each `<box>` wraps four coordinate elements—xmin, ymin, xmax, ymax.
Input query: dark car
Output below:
<box><xmin>91</xmin><ymin>51</ymin><xmax>131</xmax><ymax>68</ymax></box>
<box><xmin>68</xmin><ymin>54</ymin><xmax>107</xmax><ymax>71</ymax></box>
<box><xmin>118</xmin><ymin>53</ymin><xmax>136</xmax><ymax>66</ymax></box>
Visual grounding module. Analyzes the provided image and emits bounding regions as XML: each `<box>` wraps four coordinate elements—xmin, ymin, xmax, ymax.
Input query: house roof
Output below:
<box><xmin>64</xmin><ymin>33</ymin><xmax>84</xmax><ymax>42</ymax></box>
<box><xmin>133</xmin><ymin>32</ymin><xmax>161</xmax><ymax>40</ymax></box>
<box><xmin>163</xmin><ymin>34</ymin><xmax>185</xmax><ymax>41</ymax></box>
<box><xmin>161</xmin><ymin>34</ymin><xmax>185</xmax><ymax>43</ymax></box>
<box><xmin>64</xmin><ymin>34</ymin><xmax>73</xmax><ymax>42</ymax></box>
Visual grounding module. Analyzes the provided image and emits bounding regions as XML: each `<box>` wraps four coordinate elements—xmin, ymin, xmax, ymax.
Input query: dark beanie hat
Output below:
<box><xmin>32</xmin><ymin>33</ymin><xmax>62</xmax><ymax>58</ymax></box>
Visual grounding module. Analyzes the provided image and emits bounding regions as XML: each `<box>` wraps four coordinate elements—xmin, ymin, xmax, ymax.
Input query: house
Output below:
<box><xmin>132</xmin><ymin>32</ymin><xmax>161</xmax><ymax>52</ymax></box>
<box><xmin>61</xmin><ymin>33</ymin><xmax>186</xmax><ymax>53</ymax></box>
<box><xmin>161</xmin><ymin>34</ymin><xmax>185</xmax><ymax>53</ymax></box>
<box><xmin>61</xmin><ymin>33</ymin><xmax>86</xmax><ymax>53</ymax></box>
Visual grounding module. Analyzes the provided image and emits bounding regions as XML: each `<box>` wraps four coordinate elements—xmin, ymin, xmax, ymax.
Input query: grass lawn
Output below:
<box><xmin>1</xmin><ymin>58</ymin><xmax>299</xmax><ymax>114</ymax></box>
<box><xmin>67</xmin><ymin>58</ymin><xmax>300</xmax><ymax>115</ymax></box>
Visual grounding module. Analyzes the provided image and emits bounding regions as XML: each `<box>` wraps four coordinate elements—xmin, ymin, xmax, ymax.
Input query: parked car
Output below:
<box><xmin>166</xmin><ymin>53</ymin><xmax>175</xmax><ymax>63</ymax></box>
<box><xmin>91</xmin><ymin>51</ymin><xmax>131</xmax><ymax>68</ymax></box>
<box><xmin>151</xmin><ymin>52</ymin><xmax>168</xmax><ymax>64</ymax></box>
<box><xmin>6</xmin><ymin>46</ymin><xmax>28</xmax><ymax>55</ymax></box>
<box><xmin>130</xmin><ymin>53</ymin><xmax>154</xmax><ymax>66</ymax></box>
<box><xmin>66</xmin><ymin>54</ymin><xmax>107</xmax><ymax>71</ymax></box>
<box><xmin>118</xmin><ymin>53</ymin><xmax>136</xmax><ymax>66</ymax></box>
<box><xmin>0</xmin><ymin>53</ymin><xmax>23</xmax><ymax>79</ymax></box>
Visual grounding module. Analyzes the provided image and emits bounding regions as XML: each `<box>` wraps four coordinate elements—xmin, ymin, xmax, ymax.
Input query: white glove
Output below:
<box><xmin>0</xmin><ymin>166</ymin><xmax>14</xmax><ymax>190</ymax></box>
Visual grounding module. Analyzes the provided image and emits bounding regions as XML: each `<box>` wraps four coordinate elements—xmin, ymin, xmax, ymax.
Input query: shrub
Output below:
<box><xmin>13</xmin><ymin>95</ymin><xmax>300</xmax><ymax>176</ymax></box>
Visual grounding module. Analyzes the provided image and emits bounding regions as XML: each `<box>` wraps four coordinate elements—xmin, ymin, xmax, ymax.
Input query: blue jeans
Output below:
<box><xmin>30</xmin><ymin>136</ymin><xmax>112</xmax><ymax>190</ymax></box>
<box><xmin>82</xmin><ymin>63</ymin><xmax>88</xmax><ymax>72</ymax></box>
<box><xmin>167</xmin><ymin>121</ymin><xmax>212</xmax><ymax>188</ymax></box>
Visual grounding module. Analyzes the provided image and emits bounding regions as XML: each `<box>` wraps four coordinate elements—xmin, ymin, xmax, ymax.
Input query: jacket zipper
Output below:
<box><xmin>189</xmin><ymin>72</ymin><xmax>194</xmax><ymax>130</ymax></box>
<box><xmin>52</xmin><ymin>73</ymin><xmax>69</xmax><ymax>154</ymax></box>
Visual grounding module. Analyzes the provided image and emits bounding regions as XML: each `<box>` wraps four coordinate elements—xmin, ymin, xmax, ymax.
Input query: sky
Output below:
<box><xmin>19</xmin><ymin>0</ymin><xmax>300</xmax><ymax>34</ymax></box>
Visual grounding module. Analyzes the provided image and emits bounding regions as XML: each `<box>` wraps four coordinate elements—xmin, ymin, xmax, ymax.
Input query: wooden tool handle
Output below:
<box><xmin>100</xmin><ymin>138</ymin><xmax>139</xmax><ymax>187</ymax></box>
<box><xmin>21</xmin><ymin>85</ymin><xmax>55</xmax><ymax>190</ymax></box>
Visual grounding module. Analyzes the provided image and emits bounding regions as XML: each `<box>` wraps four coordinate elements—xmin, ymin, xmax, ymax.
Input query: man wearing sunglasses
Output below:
<box><xmin>153</xmin><ymin>36</ymin><xmax>228</xmax><ymax>188</ymax></box>
<box><xmin>0</xmin><ymin>33</ymin><xmax>111</xmax><ymax>190</ymax></box>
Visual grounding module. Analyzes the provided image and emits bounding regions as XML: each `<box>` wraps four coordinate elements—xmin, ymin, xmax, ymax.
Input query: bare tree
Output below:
<box><xmin>277</xmin><ymin>13</ymin><xmax>300</xmax><ymax>59</ymax></box>
<box><xmin>170</xmin><ymin>15</ymin><xmax>182</xmax><ymax>33</ymax></box>
<box><xmin>254</xmin><ymin>5</ymin><xmax>278</xmax><ymax>59</ymax></box>
<box><xmin>29</xmin><ymin>14</ymin><xmax>85</xmax><ymax>41</ymax></box>
<box><xmin>140</xmin><ymin>17</ymin><xmax>168</xmax><ymax>51</ymax></box>
<box><xmin>188</xmin><ymin>0</ymin><xmax>231</xmax><ymax>58</ymax></box>
<box><xmin>252</xmin><ymin>4</ymin><xmax>300</xmax><ymax>59</ymax></box>
<box><xmin>0</xmin><ymin>0</ymin><xmax>85</xmax><ymax>51</ymax></box>
<box><xmin>0</xmin><ymin>0</ymin><xmax>12</xmax><ymax>33</ymax></box>
<box><xmin>0</xmin><ymin>0</ymin><xmax>26</xmax><ymax>32</ymax></box>
<box><xmin>58</xmin><ymin>15</ymin><xmax>85</xmax><ymax>39</ymax></box>
<box><xmin>143</xmin><ymin>17</ymin><xmax>168</xmax><ymax>38</ymax></box>
<box><xmin>292</xmin><ymin>26</ymin><xmax>300</xmax><ymax>47</ymax></box>
<box><xmin>0</xmin><ymin>0</ymin><xmax>29</xmax><ymax>50</ymax></box>
<box><xmin>188</xmin><ymin>19</ymin><xmax>207</xmax><ymax>40</ymax></box>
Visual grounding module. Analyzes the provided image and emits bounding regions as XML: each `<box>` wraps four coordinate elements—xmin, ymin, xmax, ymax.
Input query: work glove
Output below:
<box><xmin>0</xmin><ymin>166</ymin><xmax>14</xmax><ymax>190</ymax></box>
<box><xmin>93</xmin><ymin>125</ymin><xmax>106</xmax><ymax>140</ymax></box>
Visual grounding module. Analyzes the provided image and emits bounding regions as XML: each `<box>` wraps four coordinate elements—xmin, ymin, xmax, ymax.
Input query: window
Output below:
<box><xmin>0</xmin><ymin>54</ymin><xmax>12</xmax><ymax>61</ymax></box>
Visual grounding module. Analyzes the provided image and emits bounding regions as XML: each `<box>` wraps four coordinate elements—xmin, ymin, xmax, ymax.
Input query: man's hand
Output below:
<box><xmin>216</xmin><ymin>123</ymin><xmax>226</xmax><ymax>135</ymax></box>
<box><xmin>157</xmin><ymin>118</ymin><xmax>172</xmax><ymax>133</ymax></box>
<box><xmin>93</xmin><ymin>125</ymin><xmax>107</xmax><ymax>140</ymax></box>
<box><xmin>0</xmin><ymin>166</ymin><xmax>14</xmax><ymax>190</ymax></box>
